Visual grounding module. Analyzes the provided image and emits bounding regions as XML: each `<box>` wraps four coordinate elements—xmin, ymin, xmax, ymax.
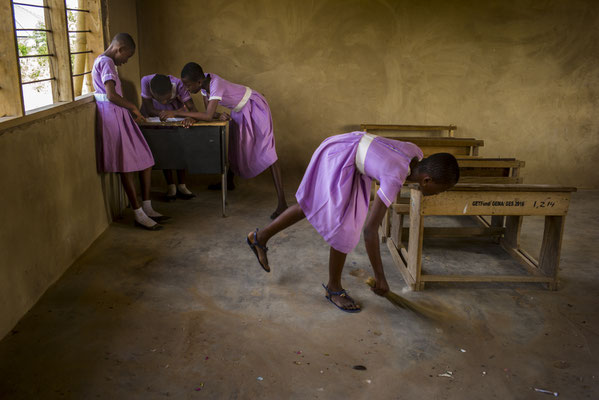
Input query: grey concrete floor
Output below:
<box><xmin>0</xmin><ymin>177</ymin><xmax>598</xmax><ymax>400</ymax></box>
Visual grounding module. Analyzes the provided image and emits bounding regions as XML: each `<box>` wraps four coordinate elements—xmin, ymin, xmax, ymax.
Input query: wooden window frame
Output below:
<box><xmin>0</xmin><ymin>0</ymin><xmax>104</xmax><ymax>130</ymax></box>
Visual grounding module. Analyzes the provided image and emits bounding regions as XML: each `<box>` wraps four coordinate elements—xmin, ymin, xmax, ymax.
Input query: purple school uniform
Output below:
<box><xmin>200</xmin><ymin>73</ymin><xmax>277</xmax><ymax>179</ymax></box>
<box><xmin>296</xmin><ymin>132</ymin><xmax>423</xmax><ymax>254</ymax></box>
<box><xmin>92</xmin><ymin>55</ymin><xmax>154</xmax><ymax>173</ymax></box>
<box><xmin>140</xmin><ymin>74</ymin><xmax>192</xmax><ymax>116</ymax></box>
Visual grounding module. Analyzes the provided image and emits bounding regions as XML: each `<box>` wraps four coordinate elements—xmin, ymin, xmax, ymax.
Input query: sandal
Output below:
<box><xmin>322</xmin><ymin>284</ymin><xmax>361</xmax><ymax>313</ymax></box>
<box><xmin>247</xmin><ymin>229</ymin><xmax>270</xmax><ymax>272</ymax></box>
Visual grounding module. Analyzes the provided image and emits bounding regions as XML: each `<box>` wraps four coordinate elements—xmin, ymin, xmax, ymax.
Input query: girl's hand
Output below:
<box><xmin>218</xmin><ymin>112</ymin><xmax>230</xmax><ymax>121</ymax></box>
<box><xmin>132</xmin><ymin>109</ymin><xmax>146</xmax><ymax>124</ymax></box>
<box><xmin>159</xmin><ymin>110</ymin><xmax>176</xmax><ymax>121</ymax></box>
<box><xmin>182</xmin><ymin>117</ymin><xmax>196</xmax><ymax>129</ymax></box>
<box><xmin>371</xmin><ymin>278</ymin><xmax>389</xmax><ymax>296</ymax></box>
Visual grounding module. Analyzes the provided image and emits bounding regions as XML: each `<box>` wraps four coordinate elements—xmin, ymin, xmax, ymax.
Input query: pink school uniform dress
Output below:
<box><xmin>200</xmin><ymin>73</ymin><xmax>278</xmax><ymax>179</ymax></box>
<box><xmin>92</xmin><ymin>55</ymin><xmax>154</xmax><ymax>173</ymax></box>
<box><xmin>140</xmin><ymin>74</ymin><xmax>192</xmax><ymax>116</ymax></box>
<box><xmin>296</xmin><ymin>132</ymin><xmax>423</xmax><ymax>254</ymax></box>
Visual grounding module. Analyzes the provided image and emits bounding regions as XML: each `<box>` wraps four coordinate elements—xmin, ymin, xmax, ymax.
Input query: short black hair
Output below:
<box><xmin>181</xmin><ymin>62</ymin><xmax>204</xmax><ymax>81</ymax></box>
<box><xmin>150</xmin><ymin>74</ymin><xmax>172</xmax><ymax>96</ymax></box>
<box><xmin>418</xmin><ymin>152</ymin><xmax>460</xmax><ymax>186</ymax></box>
<box><xmin>112</xmin><ymin>32</ymin><xmax>135</xmax><ymax>50</ymax></box>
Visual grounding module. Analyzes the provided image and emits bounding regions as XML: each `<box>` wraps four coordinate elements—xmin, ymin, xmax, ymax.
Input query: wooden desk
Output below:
<box><xmin>378</xmin><ymin>157</ymin><xmax>525</xmax><ymax>239</ymax></box>
<box><xmin>388</xmin><ymin>137</ymin><xmax>484</xmax><ymax>157</ymax></box>
<box><xmin>386</xmin><ymin>183</ymin><xmax>577</xmax><ymax>290</ymax></box>
<box><xmin>457</xmin><ymin>158</ymin><xmax>525</xmax><ymax>184</ymax></box>
<box><xmin>361</xmin><ymin>124</ymin><xmax>457</xmax><ymax>137</ymax></box>
<box><xmin>139</xmin><ymin>120</ymin><xmax>228</xmax><ymax>217</ymax></box>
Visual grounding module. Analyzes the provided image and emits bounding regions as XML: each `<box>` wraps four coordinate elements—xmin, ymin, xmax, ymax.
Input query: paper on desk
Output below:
<box><xmin>145</xmin><ymin>117</ymin><xmax>186</xmax><ymax>122</ymax></box>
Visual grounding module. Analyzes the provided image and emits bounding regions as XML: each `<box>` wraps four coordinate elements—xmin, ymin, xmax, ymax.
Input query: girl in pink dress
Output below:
<box><xmin>246</xmin><ymin>132</ymin><xmax>460</xmax><ymax>312</ymax></box>
<box><xmin>92</xmin><ymin>33</ymin><xmax>167</xmax><ymax>230</ymax></box>
<box><xmin>159</xmin><ymin>62</ymin><xmax>288</xmax><ymax>219</ymax></box>
<box><xmin>140</xmin><ymin>73</ymin><xmax>197</xmax><ymax>201</ymax></box>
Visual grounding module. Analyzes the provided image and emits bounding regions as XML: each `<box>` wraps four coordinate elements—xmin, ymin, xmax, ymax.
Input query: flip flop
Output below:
<box><xmin>246</xmin><ymin>229</ymin><xmax>270</xmax><ymax>272</ymax></box>
<box><xmin>322</xmin><ymin>284</ymin><xmax>361</xmax><ymax>313</ymax></box>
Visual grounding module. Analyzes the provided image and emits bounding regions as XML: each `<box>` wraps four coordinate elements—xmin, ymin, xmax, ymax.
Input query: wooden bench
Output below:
<box><xmin>397</xmin><ymin>137</ymin><xmax>484</xmax><ymax>157</ymax></box>
<box><xmin>378</xmin><ymin>157</ymin><xmax>526</xmax><ymax>239</ymax></box>
<box><xmin>361</xmin><ymin>124</ymin><xmax>457</xmax><ymax>137</ymax></box>
<box><xmin>385</xmin><ymin>183</ymin><xmax>577</xmax><ymax>290</ymax></box>
<box><xmin>360</xmin><ymin>124</ymin><xmax>482</xmax><ymax>156</ymax></box>
<box><xmin>457</xmin><ymin>158</ymin><xmax>525</xmax><ymax>184</ymax></box>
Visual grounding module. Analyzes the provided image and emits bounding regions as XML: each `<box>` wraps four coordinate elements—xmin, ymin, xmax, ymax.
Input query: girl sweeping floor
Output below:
<box><xmin>246</xmin><ymin>132</ymin><xmax>460</xmax><ymax>312</ymax></box>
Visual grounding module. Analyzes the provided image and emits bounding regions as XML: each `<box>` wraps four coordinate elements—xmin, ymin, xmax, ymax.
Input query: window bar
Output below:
<box><xmin>71</xmin><ymin>71</ymin><xmax>91</xmax><ymax>77</ymax></box>
<box><xmin>22</xmin><ymin>77</ymin><xmax>56</xmax><ymax>85</ymax></box>
<box><xmin>69</xmin><ymin>50</ymin><xmax>93</xmax><ymax>55</ymax></box>
<box><xmin>68</xmin><ymin>30</ymin><xmax>92</xmax><ymax>33</ymax></box>
<box><xmin>66</xmin><ymin>7</ymin><xmax>90</xmax><ymax>13</ymax></box>
<box><xmin>12</xmin><ymin>2</ymin><xmax>49</xmax><ymax>9</ymax></box>
<box><xmin>18</xmin><ymin>53</ymin><xmax>55</xmax><ymax>58</ymax></box>
<box><xmin>16</xmin><ymin>28</ymin><xmax>52</xmax><ymax>32</ymax></box>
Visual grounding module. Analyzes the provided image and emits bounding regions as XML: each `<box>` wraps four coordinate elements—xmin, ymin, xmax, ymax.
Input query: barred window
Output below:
<box><xmin>0</xmin><ymin>0</ymin><xmax>103</xmax><ymax>119</ymax></box>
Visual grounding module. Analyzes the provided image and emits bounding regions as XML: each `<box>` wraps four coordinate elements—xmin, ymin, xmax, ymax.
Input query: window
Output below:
<box><xmin>13</xmin><ymin>0</ymin><xmax>54</xmax><ymax>111</ymax></box>
<box><xmin>66</xmin><ymin>0</ymin><xmax>101</xmax><ymax>97</ymax></box>
<box><xmin>0</xmin><ymin>0</ymin><xmax>103</xmax><ymax>119</ymax></box>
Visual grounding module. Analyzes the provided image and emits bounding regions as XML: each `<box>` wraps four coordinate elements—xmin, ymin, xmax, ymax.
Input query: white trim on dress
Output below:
<box><xmin>94</xmin><ymin>93</ymin><xmax>109</xmax><ymax>102</ymax></box>
<box><xmin>355</xmin><ymin>133</ymin><xmax>376</xmax><ymax>175</ymax></box>
<box><xmin>378</xmin><ymin>188</ymin><xmax>392</xmax><ymax>205</ymax></box>
<box><xmin>232</xmin><ymin>86</ymin><xmax>252</xmax><ymax>112</ymax></box>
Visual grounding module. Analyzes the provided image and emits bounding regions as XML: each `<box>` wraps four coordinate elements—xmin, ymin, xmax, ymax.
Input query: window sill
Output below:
<box><xmin>0</xmin><ymin>93</ymin><xmax>96</xmax><ymax>133</ymax></box>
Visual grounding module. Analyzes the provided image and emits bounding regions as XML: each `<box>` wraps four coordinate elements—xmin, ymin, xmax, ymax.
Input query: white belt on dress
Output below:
<box><xmin>232</xmin><ymin>86</ymin><xmax>252</xmax><ymax>112</ymax></box>
<box><xmin>94</xmin><ymin>93</ymin><xmax>109</xmax><ymax>102</ymax></box>
<box><xmin>355</xmin><ymin>133</ymin><xmax>376</xmax><ymax>174</ymax></box>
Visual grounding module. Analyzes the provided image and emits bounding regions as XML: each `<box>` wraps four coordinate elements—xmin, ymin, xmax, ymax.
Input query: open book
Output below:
<box><xmin>145</xmin><ymin>117</ymin><xmax>186</xmax><ymax>122</ymax></box>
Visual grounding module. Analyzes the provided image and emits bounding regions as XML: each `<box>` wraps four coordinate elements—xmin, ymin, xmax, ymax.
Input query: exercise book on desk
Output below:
<box><xmin>145</xmin><ymin>117</ymin><xmax>186</xmax><ymax>122</ymax></box>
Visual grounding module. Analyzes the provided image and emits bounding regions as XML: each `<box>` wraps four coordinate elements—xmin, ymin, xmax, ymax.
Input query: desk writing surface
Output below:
<box><xmin>139</xmin><ymin>120</ymin><xmax>227</xmax><ymax>128</ymax></box>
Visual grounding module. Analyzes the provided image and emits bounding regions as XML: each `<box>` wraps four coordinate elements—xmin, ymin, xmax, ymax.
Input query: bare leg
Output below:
<box><xmin>325</xmin><ymin>247</ymin><xmax>360</xmax><ymax>311</ymax></box>
<box><xmin>139</xmin><ymin>167</ymin><xmax>152</xmax><ymax>201</ymax></box>
<box><xmin>247</xmin><ymin>203</ymin><xmax>305</xmax><ymax>270</ymax></box>
<box><xmin>163</xmin><ymin>169</ymin><xmax>174</xmax><ymax>185</ymax></box>
<box><xmin>270</xmin><ymin>160</ymin><xmax>288</xmax><ymax>219</ymax></box>
<box><xmin>120</xmin><ymin>172</ymin><xmax>140</xmax><ymax>209</ymax></box>
<box><xmin>176</xmin><ymin>169</ymin><xmax>186</xmax><ymax>184</ymax></box>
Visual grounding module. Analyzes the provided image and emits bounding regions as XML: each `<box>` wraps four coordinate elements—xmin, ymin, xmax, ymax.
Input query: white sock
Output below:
<box><xmin>133</xmin><ymin>207</ymin><xmax>157</xmax><ymax>228</ymax></box>
<box><xmin>142</xmin><ymin>200</ymin><xmax>163</xmax><ymax>218</ymax></box>
<box><xmin>166</xmin><ymin>184</ymin><xmax>176</xmax><ymax>196</ymax></box>
<box><xmin>177</xmin><ymin>184</ymin><xmax>192</xmax><ymax>195</ymax></box>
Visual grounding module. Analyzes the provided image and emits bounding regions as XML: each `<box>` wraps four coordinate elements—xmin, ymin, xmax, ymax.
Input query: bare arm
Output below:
<box><xmin>105</xmin><ymin>80</ymin><xmax>144</xmax><ymax>122</ymax></box>
<box><xmin>159</xmin><ymin>98</ymin><xmax>219</xmax><ymax>121</ymax></box>
<box><xmin>183</xmin><ymin>99</ymin><xmax>197</xmax><ymax>112</ymax></box>
<box><xmin>363</xmin><ymin>194</ymin><xmax>390</xmax><ymax>295</ymax></box>
<box><xmin>180</xmin><ymin>99</ymin><xmax>198</xmax><ymax>128</ymax></box>
<box><xmin>140</xmin><ymin>97</ymin><xmax>161</xmax><ymax>117</ymax></box>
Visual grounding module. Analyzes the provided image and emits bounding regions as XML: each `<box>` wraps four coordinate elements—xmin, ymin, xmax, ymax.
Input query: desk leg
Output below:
<box><xmin>503</xmin><ymin>216</ymin><xmax>523</xmax><ymax>249</ymax></box>
<box><xmin>491</xmin><ymin>216</ymin><xmax>505</xmax><ymax>243</ymax></box>
<box><xmin>539</xmin><ymin>216</ymin><xmax>565</xmax><ymax>290</ymax></box>
<box><xmin>222</xmin><ymin>165</ymin><xmax>227</xmax><ymax>217</ymax></box>
<box><xmin>407</xmin><ymin>190</ymin><xmax>424</xmax><ymax>290</ymax></box>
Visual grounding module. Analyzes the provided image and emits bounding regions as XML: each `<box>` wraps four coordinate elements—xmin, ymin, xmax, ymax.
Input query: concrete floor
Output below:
<box><xmin>0</xmin><ymin>177</ymin><xmax>598</xmax><ymax>400</ymax></box>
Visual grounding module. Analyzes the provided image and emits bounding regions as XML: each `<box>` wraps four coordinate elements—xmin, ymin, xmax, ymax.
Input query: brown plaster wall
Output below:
<box><xmin>136</xmin><ymin>0</ymin><xmax>599</xmax><ymax>188</ymax></box>
<box><xmin>0</xmin><ymin>103</ymin><xmax>110</xmax><ymax>338</ymax></box>
<box><xmin>105</xmin><ymin>0</ymin><xmax>141</xmax><ymax>108</ymax></box>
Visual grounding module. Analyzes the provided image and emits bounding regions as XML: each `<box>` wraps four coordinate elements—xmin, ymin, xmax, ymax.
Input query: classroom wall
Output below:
<box><xmin>105</xmin><ymin>0</ymin><xmax>141</xmax><ymax>108</ymax></box>
<box><xmin>135</xmin><ymin>0</ymin><xmax>599</xmax><ymax>188</ymax></box>
<box><xmin>0</xmin><ymin>103</ymin><xmax>111</xmax><ymax>339</ymax></box>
